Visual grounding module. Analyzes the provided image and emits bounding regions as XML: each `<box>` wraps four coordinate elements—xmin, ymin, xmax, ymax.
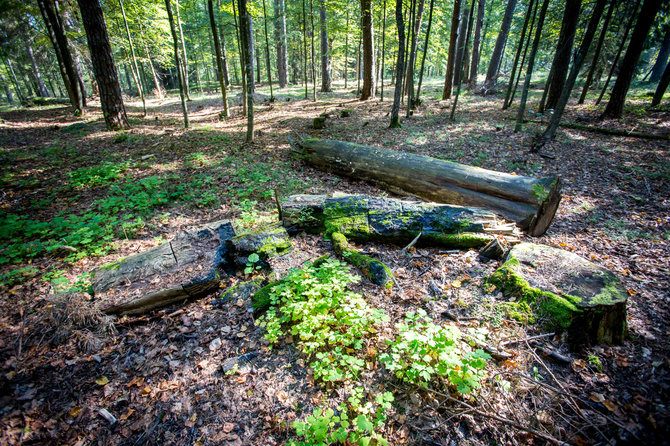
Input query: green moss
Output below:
<box><xmin>585</xmin><ymin>273</ymin><xmax>627</xmax><ymax>306</ymax></box>
<box><xmin>98</xmin><ymin>257</ymin><xmax>126</xmax><ymax>271</ymax></box>
<box><xmin>252</xmin><ymin>281</ymin><xmax>279</xmax><ymax>313</ymax></box>
<box><xmin>331</xmin><ymin>232</ymin><xmax>394</xmax><ymax>289</ymax></box>
<box><xmin>323</xmin><ymin>198</ymin><xmax>370</xmax><ymax>238</ymax></box>
<box><xmin>423</xmin><ymin>232</ymin><xmax>493</xmax><ymax>248</ymax></box>
<box><xmin>498</xmin><ymin>301</ymin><xmax>536</xmax><ymax>324</ymax></box>
<box><xmin>220</xmin><ymin>277</ymin><xmax>264</xmax><ymax>304</ymax></box>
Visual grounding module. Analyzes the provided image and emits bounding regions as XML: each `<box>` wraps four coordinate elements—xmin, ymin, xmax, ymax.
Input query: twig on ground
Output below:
<box><xmin>502</xmin><ymin>332</ymin><xmax>555</xmax><ymax>347</ymax></box>
<box><xmin>402</xmin><ymin>231</ymin><xmax>422</xmax><ymax>252</ymax></box>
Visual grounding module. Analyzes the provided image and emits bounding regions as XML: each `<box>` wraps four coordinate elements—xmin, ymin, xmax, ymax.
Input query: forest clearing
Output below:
<box><xmin>0</xmin><ymin>0</ymin><xmax>669</xmax><ymax>444</ymax></box>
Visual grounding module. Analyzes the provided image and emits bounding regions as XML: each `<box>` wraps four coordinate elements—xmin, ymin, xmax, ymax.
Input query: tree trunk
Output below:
<box><xmin>302</xmin><ymin>0</ymin><xmax>309</xmax><ymax>99</ymax></box>
<box><xmin>309</xmin><ymin>0</ymin><xmax>317</xmax><ymax>100</ymax></box>
<box><xmin>262</xmin><ymin>0</ymin><xmax>275</xmax><ymax>100</ymax></box>
<box><xmin>239</xmin><ymin>0</ymin><xmax>255</xmax><ymax>142</ymax></box>
<box><xmin>24</xmin><ymin>36</ymin><xmax>49</xmax><ymax>97</ymax></box>
<box><xmin>390</xmin><ymin>0</ymin><xmax>405</xmax><ymax>128</ymax></box>
<box><xmin>344</xmin><ymin>8</ymin><xmax>349</xmax><ymax>88</ymax></box>
<box><xmin>406</xmin><ymin>0</ymin><xmax>425</xmax><ymax>114</ymax></box>
<box><xmin>174</xmin><ymin>0</ymin><xmax>191</xmax><ymax>100</ymax></box>
<box><xmin>578</xmin><ymin>0</ymin><xmax>615</xmax><ymax>104</ymax></box>
<box><xmin>255</xmin><ymin>26</ymin><xmax>262</xmax><ymax>85</ymax></box>
<box><xmin>118</xmin><ymin>0</ymin><xmax>146</xmax><ymax>115</ymax></box>
<box><xmin>450</xmin><ymin>0</ymin><xmax>475</xmax><ymax>121</ymax></box>
<box><xmin>415</xmin><ymin>0</ymin><xmax>434</xmax><ymax>102</ymax></box>
<box><xmin>442</xmin><ymin>0</ymin><xmax>461</xmax><ymax>99</ymax></box>
<box><xmin>602</xmin><ymin>0</ymin><xmax>662</xmax><ymax>119</ymax></box>
<box><xmin>452</xmin><ymin>2</ymin><xmax>470</xmax><ymax>90</ymax></box>
<box><xmin>380</xmin><ymin>0</ymin><xmax>387</xmax><ymax>100</ymax></box>
<box><xmin>274</xmin><ymin>0</ymin><xmax>289</xmax><ymax>87</ymax></box>
<box><xmin>165</xmin><ymin>0</ymin><xmax>189</xmax><ymax>128</ymax></box>
<box><xmin>650</xmin><ymin>27</ymin><xmax>670</xmax><ymax>83</ymax></box>
<box><xmin>483</xmin><ymin>0</ymin><xmax>517</xmax><ymax>93</ymax></box>
<box><xmin>1</xmin><ymin>73</ymin><xmax>14</xmax><ymax>103</ymax></box>
<box><xmin>502</xmin><ymin>0</ymin><xmax>535</xmax><ymax>109</ymax></box>
<box><xmin>651</xmin><ymin>60</ymin><xmax>670</xmax><ymax>106</ymax></box>
<box><xmin>77</xmin><ymin>0</ymin><xmax>128</xmax><ymax>130</ymax></box>
<box><xmin>209</xmin><ymin>0</ymin><xmax>230</xmax><ymax>116</ymax></box>
<box><xmin>542</xmin><ymin>0</ymin><xmax>581</xmax><ymax>113</ymax></box>
<box><xmin>5</xmin><ymin>59</ymin><xmax>24</xmax><ymax>102</ymax></box>
<box><xmin>514</xmin><ymin>0</ymin><xmax>550</xmax><ymax>133</ymax></box>
<box><xmin>360</xmin><ymin>0</ymin><xmax>376</xmax><ymax>100</ymax></box>
<box><xmin>319</xmin><ymin>0</ymin><xmax>332</xmax><ymax>92</ymax></box>
<box><xmin>468</xmin><ymin>0</ymin><xmax>486</xmax><ymax>90</ymax></box>
<box><xmin>290</xmin><ymin>136</ymin><xmax>562</xmax><ymax>236</ymax></box>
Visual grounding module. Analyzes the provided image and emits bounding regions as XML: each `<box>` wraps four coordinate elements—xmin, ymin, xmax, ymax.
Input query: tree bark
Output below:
<box><xmin>452</xmin><ymin>2</ymin><xmax>470</xmax><ymax>90</ymax></box>
<box><xmin>651</xmin><ymin>60</ymin><xmax>670</xmax><ymax>106</ymax></box>
<box><xmin>24</xmin><ymin>36</ymin><xmax>49</xmax><ymax>97</ymax></box>
<box><xmin>239</xmin><ymin>0</ymin><xmax>255</xmax><ymax>142</ymax></box>
<box><xmin>77</xmin><ymin>0</ymin><xmax>128</xmax><ymax>130</ymax></box>
<box><xmin>360</xmin><ymin>0</ymin><xmax>376</xmax><ymax>100</ymax></box>
<box><xmin>262</xmin><ymin>0</ymin><xmax>275</xmax><ymax>100</ymax></box>
<box><xmin>174</xmin><ymin>0</ymin><xmax>191</xmax><ymax>100</ymax></box>
<box><xmin>1</xmin><ymin>73</ymin><xmax>14</xmax><ymax>103</ymax></box>
<box><xmin>274</xmin><ymin>0</ymin><xmax>289</xmax><ymax>87</ymax></box>
<box><xmin>302</xmin><ymin>0</ymin><xmax>309</xmax><ymax>98</ymax></box>
<box><xmin>118</xmin><ymin>0</ymin><xmax>146</xmax><ymax>115</ymax></box>
<box><xmin>650</xmin><ymin>26</ymin><xmax>670</xmax><ymax>83</ymax></box>
<box><xmin>578</xmin><ymin>0</ymin><xmax>615</xmax><ymax>104</ymax></box>
<box><xmin>483</xmin><ymin>0</ymin><xmax>517</xmax><ymax>93</ymax></box>
<box><xmin>344</xmin><ymin>8</ymin><xmax>349</xmax><ymax>88</ymax></box>
<box><xmin>390</xmin><ymin>0</ymin><xmax>405</xmax><ymax>128</ymax></box>
<box><xmin>602</xmin><ymin>0</ymin><xmax>662</xmax><ymax>119</ymax></box>
<box><xmin>468</xmin><ymin>0</ymin><xmax>486</xmax><ymax>90</ymax></box>
<box><xmin>380</xmin><ymin>0</ymin><xmax>387</xmax><ymax>100</ymax></box>
<box><xmin>502</xmin><ymin>0</ymin><xmax>535</xmax><ymax>109</ymax></box>
<box><xmin>415</xmin><ymin>0</ymin><xmax>434</xmax><ymax>102</ymax></box>
<box><xmin>442</xmin><ymin>0</ymin><xmax>461</xmax><ymax>99</ymax></box>
<box><xmin>5</xmin><ymin>58</ymin><xmax>24</xmax><ymax>102</ymax></box>
<box><xmin>319</xmin><ymin>0</ymin><xmax>332</xmax><ymax>92</ymax></box>
<box><xmin>450</xmin><ymin>0</ymin><xmax>476</xmax><ymax>121</ymax></box>
<box><xmin>290</xmin><ymin>136</ymin><xmax>562</xmax><ymax>236</ymax></box>
<box><xmin>309</xmin><ymin>0</ymin><xmax>317</xmax><ymax>100</ymax></box>
<box><xmin>406</xmin><ymin>0</ymin><xmax>425</xmax><ymax>113</ymax></box>
<box><xmin>165</xmin><ymin>0</ymin><xmax>189</xmax><ymax>128</ymax></box>
<box><xmin>208</xmin><ymin>0</ymin><xmax>230</xmax><ymax>116</ymax></box>
<box><xmin>542</xmin><ymin>0</ymin><xmax>581</xmax><ymax>113</ymax></box>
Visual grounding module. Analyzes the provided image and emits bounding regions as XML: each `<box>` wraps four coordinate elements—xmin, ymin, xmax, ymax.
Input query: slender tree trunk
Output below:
<box><xmin>255</xmin><ymin>26</ymin><xmax>262</xmax><ymax>85</ymax></box>
<box><xmin>208</xmin><ymin>0</ymin><xmax>229</xmax><ymax>116</ymax></box>
<box><xmin>274</xmin><ymin>0</ymin><xmax>289</xmax><ymax>88</ymax></box>
<box><xmin>319</xmin><ymin>0</ymin><xmax>332</xmax><ymax>92</ymax></box>
<box><xmin>344</xmin><ymin>8</ymin><xmax>349</xmax><ymax>88</ymax></box>
<box><xmin>578</xmin><ymin>0</ymin><xmax>615</xmax><ymax>104</ymax></box>
<box><xmin>24</xmin><ymin>36</ymin><xmax>49</xmax><ymax>97</ymax></box>
<box><xmin>542</xmin><ymin>0</ymin><xmax>582</xmax><ymax>112</ymax></box>
<box><xmin>602</xmin><ymin>0</ymin><xmax>662</xmax><ymax>119</ymax></box>
<box><xmin>390</xmin><ymin>0</ymin><xmax>405</xmax><ymax>128</ymax></box>
<box><xmin>452</xmin><ymin>2</ymin><xmax>470</xmax><ymax>89</ymax></box>
<box><xmin>232</xmin><ymin>0</ymin><xmax>247</xmax><ymax>114</ymax></box>
<box><xmin>514</xmin><ymin>0</ymin><xmax>549</xmax><ymax>133</ymax></box>
<box><xmin>220</xmin><ymin>33</ymin><xmax>230</xmax><ymax>86</ymax></box>
<box><xmin>360</xmin><ymin>0</ymin><xmax>376</xmax><ymax>100</ymax></box>
<box><xmin>450</xmin><ymin>0</ymin><xmax>475</xmax><ymax>121</ymax></box>
<box><xmin>651</xmin><ymin>59</ymin><xmax>670</xmax><ymax>106</ymax></box>
<box><xmin>310</xmin><ymin>0</ymin><xmax>317</xmax><ymax>100</ymax></box>
<box><xmin>239</xmin><ymin>0</ymin><xmax>255</xmax><ymax>142</ymax></box>
<box><xmin>262</xmin><ymin>0</ymin><xmax>274</xmax><ymax>100</ymax></box>
<box><xmin>650</xmin><ymin>27</ymin><xmax>670</xmax><ymax>83</ymax></box>
<box><xmin>77</xmin><ymin>0</ymin><xmax>128</xmax><ymax>130</ymax></box>
<box><xmin>357</xmin><ymin>37</ymin><xmax>361</xmax><ymax>94</ymax></box>
<box><xmin>5</xmin><ymin>59</ymin><xmax>24</xmax><ymax>102</ymax></box>
<box><xmin>1</xmin><ymin>73</ymin><xmax>14</xmax><ymax>103</ymax></box>
<box><xmin>442</xmin><ymin>0</ymin><xmax>461</xmax><ymax>99</ymax></box>
<box><xmin>503</xmin><ymin>0</ymin><xmax>535</xmax><ymax>109</ymax></box>
<box><xmin>406</xmin><ymin>0</ymin><xmax>425</xmax><ymax>114</ymax></box>
<box><xmin>119</xmin><ymin>0</ymin><xmax>146</xmax><ymax>115</ymax></box>
<box><xmin>483</xmin><ymin>0</ymin><xmax>517</xmax><ymax>93</ymax></box>
<box><xmin>415</xmin><ymin>0</ymin><xmax>434</xmax><ymax>103</ymax></box>
<box><xmin>380</xmin><ymin>0</ymin><xmax>387</xmax><ymax>100</ymax></box>
<box><xmin>537</xmin><ymin>0</ymin><xmax>607</xmax><ymax>144</ymax></box>
<box><xmin>468</xmin><ymin>0</ymin><xmax>485</xmax><ymax>90</ymax></box>
<box><xmin>174</xmin><ymin>0</ymin><xmax>191</xmax><ymax>100</ymax></box>
<box><xmin>302</xmin><ymin>0</ymin><xmax>309</xmax><ymax>98</ymax></box>
<box><xmin>165</xmin><ymin>0</ymin><xmax>189</xmax><ymax>128</ymax></box>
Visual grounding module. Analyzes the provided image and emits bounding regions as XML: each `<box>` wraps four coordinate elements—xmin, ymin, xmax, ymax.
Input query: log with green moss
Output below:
<box><xmin>281</xmin><ymin>194</ymin><xmax>515</xmax><ymax>248</ymax></box>
<box><xmin>289</xmin><ymin>136</ymin><xmax>562</xmax><ymax>236</ymax></box>
<box><xmin>330</xmin><ymin>232</ymin><xmax>394</xmax><ymax>289</ymax></box>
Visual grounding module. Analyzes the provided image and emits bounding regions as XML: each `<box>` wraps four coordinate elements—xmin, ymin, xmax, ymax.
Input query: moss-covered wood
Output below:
<box><xmin>489</xmin><ymin>243</ymin><xmax>627</xmax><ymax>346</ymax></box>
<box><xmin>331</xmin><ymin>232</ymin><xmax>394</xmax><ymax>289</ymax></box>
<box><xmin>229</xmin><ymin>223</ymin><xmax>293</xmax><ymax>264</ymax></box>
<box><xmin>282</xmin><ymin>194</ymin><xmax>501</xmax><ymax>248</ymax></box>
<box><xmin>290</xmin><ymin>136</ymin><xmax>562</xmax><ymax>236</ymax></box>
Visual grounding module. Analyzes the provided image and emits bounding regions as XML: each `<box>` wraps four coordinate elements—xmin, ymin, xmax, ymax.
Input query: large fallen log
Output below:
<box><xmin>290</xmin><ymin>136</ymin><xmax>562</xmax><ymax>236</ymax></box>
<box><xmin>281</xmin><ymin>194</ymin><xmax>517</xmax><ymax>248</ymax></box>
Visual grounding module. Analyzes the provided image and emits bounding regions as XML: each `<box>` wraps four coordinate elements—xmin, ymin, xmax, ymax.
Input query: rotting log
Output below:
<box><xmin>331</xmin><ymin>231</ymin><xmax>394</xmax><ymax>289</ymax></box>
<box><xmin>281</xmin><ymin>194</ymin><xmax>518</xmax><ymax>248</ymax></box>
<box><xmin>289</xmin><ymin>136</ymin><xmax>562</xmax><ymax>236</ymax></box>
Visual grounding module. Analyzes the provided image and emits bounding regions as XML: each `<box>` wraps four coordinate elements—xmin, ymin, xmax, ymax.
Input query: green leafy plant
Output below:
<box><xmin>244</xmin><ymin>253</ymin><xmax>262</xmax><ymax>275</ymax></box>
<box><xmin>66</xmin><ymin>161</ymin><xmax>129</xmax><ymax>189</ymax></box>
<box><xmin>256</xmin><ymin>259</ymin><xmax>388</xmax><ymax>383</ymax></box>
<box><xmin>380</xmin><ymin>309</ymin><xmax>489</xmax><ymax>394</ymax></box>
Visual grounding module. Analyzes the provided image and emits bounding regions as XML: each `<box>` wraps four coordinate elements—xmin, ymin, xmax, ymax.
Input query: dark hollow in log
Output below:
<box><xmin>290</xmin><ymin>136</ymin><xmax>562</xmax><ymax>236</ymax></box>
<box><xmin>281</xmin><ymin>194</ymin><xmax>517</xmax><ymax>248</ymax></box>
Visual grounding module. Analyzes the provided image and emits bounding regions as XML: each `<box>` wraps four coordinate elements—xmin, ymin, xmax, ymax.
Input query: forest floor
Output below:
<box><xmin>0</xmin><ymin>79</ymin><xmax>669</xmax><ymax>445</ymax></box>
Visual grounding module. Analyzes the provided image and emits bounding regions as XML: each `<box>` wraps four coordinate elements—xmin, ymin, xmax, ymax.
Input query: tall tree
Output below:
<box><xmin>118</xmin><ymin>0</ymin><xmax>146</xmax><ymax>115</ymax></box>
<box><xmin>319</xmin><ymin>0</ymin><xmax>331</xmax><ymax>92</ymax></box>
<box><xmin>274</xmin><ymin>0</ymin><xmax>289</xmax><ymax>88</ymax></box>
<box><xmin>442</xmin><ymin>0</ymin><xmax>461</xmax><ymax>99</ymax></box>
<box><xmin>239</xmin><ymin>0</ymin><xmax>255</xmax><ymax>142</ymax></box>
<box><xmin>578</xmin><ymin>0</ymin><xmax>616</xmax><ymax>104</ymax></box>
<box><xmin>602</xmin><ymin>0</ymin><xmax>662</xmax><ymax>119</ymax></box>
<box><xmin>262</xmin><ymin>0</ymin><xmax>274</xmax><ymax>100</ymax></box>
<box><xmin>651</xmin><ymin>58</ymin><xmax>670</xmax><ymax>106</ymax></box>
<box><xmin>165</xmin><ymin>0</ymin><xmax>189</xmax><ymax>128</ymax></box>
<box><xmin>650</xmin><ymin>26</ymin><xmax>670</xmax><ymax>83</ymax></box>
<box><xmin>450</xmin><ymin>0</ymin><xmax>475</xmax><ymax>120</ymax></box>
<box><xmin>390</xmin><ymin>0</ymin><xmax>405</xmax><ymax>127</ymax></box>
<box><xmin>406</xmin><ymin>0</ymin><xmax>425</xmax><ymax>114</ymax></box>
<box><xmin>380</xmin><ymin>0</ymin><xmax>387</xmax><ymax>100</ymax></box>
<box><xmin>174</xmin><ymin>0</ymin><xmax>190</xmax><ymax>100</ymax></box>
<box><xmin>482</xmin><ymin>0</ymin><xmax>517</xmax><ymax>93</ymax></box>
<box><xmin>360</xmin><ymin>0</ymin><xmax>376</xmax><ymax>100</ymax></box>
<box><xmin>542</xmin><ymin>0</ymin><xmax>582</xmax><ymax>112</ymax></box>
<box><xmin>309</xmin><ymin>0</ymin><xmax>316</xmax><ymax>100</ymax></box>
<box><xmin>23</xmin><ymin>35</ymin><xmax>49</xmax><ymax>97</ymax></box>
<box><xmin>468</xmin><ymin>0</ymin><xmax>486</xmax><ymax>90</ymax></box>
<box><xmin>415</xmin><ymin>0</ymin><xmax>435</xmax><ymax>102</ymax></box>
<box><xmin>208</xmin><ymin>0</ymin><xmax>229</xmax><ymax>116</ymax></box>
<box><xmin>502</xmin><ymin>0</ymin><xmax>536</xmax><ymax>109</ymax></box>
<box><xmin>77</xmin><ymin>0</ymin><xmax>128</xmax><ymax>130</ymax></box>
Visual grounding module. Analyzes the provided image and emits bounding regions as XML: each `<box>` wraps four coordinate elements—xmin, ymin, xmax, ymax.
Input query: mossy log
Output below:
<box><xmin>489</xmin><ymin>243</ymin><xmax>627</xmax><ymax>347</ymax></box>
<box><xmin>331</xmin><ymin>232</ymin><xmax>394</xmax><ymax>289</ymax></box>
<box><xmin>281</xmin><ymin>194</ymin><xmax>515</xmax><ymax>248</ymax></box>
<box><xmin>228</xmin><ymin>223</ymin><xmax>292</xmax><ymax>268</ymax></box>
<box><xmin>290</xmin><ymin>136</ymin><xmax>562</xmax><ymax>236</ymax></box>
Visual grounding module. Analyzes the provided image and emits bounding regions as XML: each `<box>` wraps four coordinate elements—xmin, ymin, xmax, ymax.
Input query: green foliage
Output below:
<box><xmin>531</xmin><ymin>183</ymin><xmax>549</xmax><ymax>203</ymax></box>
<box><xmin>256</xmin><ymin>259</ymin><xmax>388</xmax><ymax>383</ymax></box>
<box><xmin>244</xmin><ymin>253</ymin><xmax>262</xmax><ymax>275</ymax></box>
<box><xmin>66</xmin><ymin>162</ymin><xmax>129</xmax><ymax>189</ymax></box>
<box><xmin>379</xmin><ymin>309</ymin><xmax>489</xmax><ymax>394</ymax></box>
<box><xmin>0</xmin><ymin>266</ymin><xmax>39</xmax><ymax>288</ymax></box>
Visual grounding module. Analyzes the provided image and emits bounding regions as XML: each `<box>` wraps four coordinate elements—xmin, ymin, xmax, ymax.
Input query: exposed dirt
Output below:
<box><xmin>0</xmin><ymin>84</ymin><xmax>668</xmax><ymax>445</ymax></box>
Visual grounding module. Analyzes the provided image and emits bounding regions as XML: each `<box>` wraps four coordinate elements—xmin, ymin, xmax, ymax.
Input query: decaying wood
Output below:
<box><xmin>479</xmin><ymin>238</ymin><xmax>508</xmax><ymax>260</ymax></box>
<box><xmin>289</xmin><ymin>136</ymin><xmax>562</xmax><ymax>236</ymax></box>
<box><xmin>331</xmin><ymin>231</ymin><xmax>394</xmax><ymax>289</ymax></box>
<box><xmin>281</xmin><ymin>193</ymin><xmax>517</xmax><ymax>248</ymax></box>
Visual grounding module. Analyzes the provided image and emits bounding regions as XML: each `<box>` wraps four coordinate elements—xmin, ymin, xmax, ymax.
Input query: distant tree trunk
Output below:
<box><xmin>502</xmin><ymin>0</ymin><xmax>535</xmax><ymax>109</ymax></box>
<box><xmin>174</xmin><ymin>0</ymin><xmax>191</xmax><ymax>100</ymax></box>
<box><xmin>24</xmin><ymin>36</ymin><xmax>49</xmax><ymax>97</ymax></box>
<box><xmin>209</xmin><ymin>0</ymin><xmax>229</xmax><ymax>116</ymax></box>
<box><xmin>344</xmin><ymin>9</ymin><xmax>349</xmax><ymax>88</ymax></box>
<box><xmin>483</xmin><ymin>0</ymin><xmax>517</xmax><ymax>92</ymax></box>
<box><xmin>220</xmin><ymin>33</ymin><xmax>230</xmax><ymax>86</ymax></box>
<box><xmin>165</xmin><ymin>0</ymin><xmax>189</xmax><ymax>128</ymax></box>
<box><xmin>578</xmin><ymin>0</ymin><xmax>615</xmax><ymax>104</ymax></box>
<box><xmin>239</xmin><ymin>0</ymin><xmax>255</xmax><ymax>142</ymax></box>
<box><xmin>650</xmin><ymin>27</ymin><xmax>670</xmax><ymax>83</ymax></box>
<box><xmin>442</xmin><ymin>0</ymin><xmax>461</xmax><ymax>99</ymax></box>
<box><xmin>450</xmin><ymin>0</ymin><xmax>475</xmax><ymax>121</ymax></box>
<box><xmin>602</xmin><ymin>0</ymin><xmax>662</xmax><ymax>119</ymax></box>
<box><xmin>542</xmin><ymin>0</ymin><xmax>581</xmax><ymax>113</ymax></box>
<box><xmin>415</xmin><ymin>0</ymin><xmax>434</xmax><ymax>102</ymax></box>
<box><xmin>77</xmin><ymin>0</ymin><xmax>128</xmax><ymax>130</ymax></box>
<box><xmin>5</xmin><ymin>59</ymin><xmax>24</xmax><ymax>102</ymax></box>
<box><xmin>406</xmin><ymin>0</ymin><xmax>425</xmax><ymax>113</ymax></box>
<box><xmin>262</xmin><ymin>0</ymin><xmax>274</xmax><ymax>100</ymax></box>
<box><xmin>357</xmin><ymin>37</ymin><xmax>361</xmax><ymax>94</ymax></box>
<box><xmin>1</xmin><ymin>73</ymin><xmax>14</xmax><ymax>103</ymax></box>
<box><xmin>514</xmin><ymin>0</ymin><xmax>549</xmax><ymax>133</ymax></box>
<box><xmin>390</xmin><ymin>0</ymin><xmax>405</xmax><ymax>128</ymax></box>
<box><xmin>380</xmin><ymin>0</ymin><xmax>387</xmax><ymax>100</ymax></box>
<box><xmin>468</xmin><ymin>0</ymin><xmax>485</xmax><ymax>90</ymax></box>
<box><xmin>309</xmin><ymin>0</ymin><xmax>317</xmax><ymax>100</ymax></box>
<box><xmin>596</xmin><ymin>0</ymin><xmax>640</xmax><ymax>105</ymax></box>
<box><xmin>319</xmin><ymin>0</ymin><xmax>331</xmax><ymax>92</ymax></box>
<box><xmin>537</xmin><ymin>0</ymin><xmax>607</xmax><ymax>143</ymax></box>
<box><xmin>453</xmin><ymin>2</ymin><xmax>470</xmax><ymax>89</ymax></box>
<box><xmin>232</xmin><ymin>0</ymin><xmax>247</xmax><ymax>114</ymax></box>
<box><xmin>360</xmin><ymin>0</ymin><xmax>376</xmax><ymax>100</ymax></box>
<box><xmin>274</xmin><ymin>0</ymin><xmax>289</xmax><ymax>87</ymax></box>
<box><xmin>651</xmin><ymin>60</ymin><xmax>670</xmax><ymax>106</ymax></box>
<box><xmin>255</xmin><ymin>26</ymin><xmax>262</xmax><ymax>85</ymax></box>
<box><xmin>302</xmin><ymin>0</ymin><xmax>309</xmax><ymax>98</ymax></box>
<box><xmin>119</xmin><ymin>0</ymin><xmax>146</xmax><ymax>115</ymax></box>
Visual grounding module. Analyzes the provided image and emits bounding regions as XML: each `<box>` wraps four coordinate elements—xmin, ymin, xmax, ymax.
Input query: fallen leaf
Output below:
<box><xmin>223</xmin><ymin>422</ymin><xmax>235</xmax><ymax>433</ymax></box>
<box><xmin>70</xmin><ymin>406</ymin><xmax>83</xmax><ymax>417</ymax></box>
<box><xmin>602</xmin><ymin>400</ymin><xmax>617</xmax><ymax>412</ymax></box>
<box><xmin>95</xmin><ymin>375</ymin><xmax>109</xmax><ymax>386</ymax></box>
<box><xmin>126</xmin><ymin>377</ymin><xmax>145</xmax><ymax>388</ymax></box>
<box><xmin>119</xmin><ymin>409</ymin><xmax>135</xmax><ymax>421</ymax></box>
<box><xmin>451</xmin><ymin>280</ymin><xmax>462</xmax><ymax>288</ymax></box>
<box><xmin>140</xmin><ymin>386</ymin><xmax>152</xmax><ymax>397</ymax></box>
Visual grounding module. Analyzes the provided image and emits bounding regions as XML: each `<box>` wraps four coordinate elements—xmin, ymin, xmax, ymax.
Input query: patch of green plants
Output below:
<box><xmin>531</xmin><ymin>183</ymin><xmax>549</xmax><ymax>202</ymax></box>
<box><xmin>603</xmin><ymin>218</ymin><xmax>650</xmax><ymax>242</ymax></box>
<box><xmin>233</xmin><ymin>199</ymin><xmax>277</xmax><ymax>231</ymax></box>
<box><xmin>587</xmin><ymin>354</ymin><xmax>603</xmax><ymax>372</ymax></box>
<box><xmin>244</xmin><ymin>253</ymin><xmax>262</xmax><ymax>275</ymax></box>
<box><xmin>0</xmin><ymin>266</ymin><xmax>39</xmax><ymax>288</ymax></box>
<box><xmin>379</xmin><ymin>309</ymin><xmax>490</xmax><ymax>394</ymax></box>
<box><xmin>256</xmin><ymin>259</ymin><xmax>388</xmax><ymax>383</ymax></box>
<box><xmin>471</xmin><ymin>150</ymin><xmax>489</xmax><ymax>167</ymax></box>
<box><xmin>66</xmin><ymin>161</ymin><xmax>129</xmax><ymax>189</ymax></box>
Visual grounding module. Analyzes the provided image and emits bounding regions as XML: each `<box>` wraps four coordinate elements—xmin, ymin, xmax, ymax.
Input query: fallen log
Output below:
<box><xmin>281</xmin><ymin>194</ymin><xmax>516</xmax><ymax>248</ymax></box>
<box><xmin>289</xmin><ymin>136</ymin><xmax>562</xmax><ymax>236</ymax></box>
<box><xmin>331</xmin><ymin>232</ymin><xmax>394</xmax><ymax>289</ymax></box>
